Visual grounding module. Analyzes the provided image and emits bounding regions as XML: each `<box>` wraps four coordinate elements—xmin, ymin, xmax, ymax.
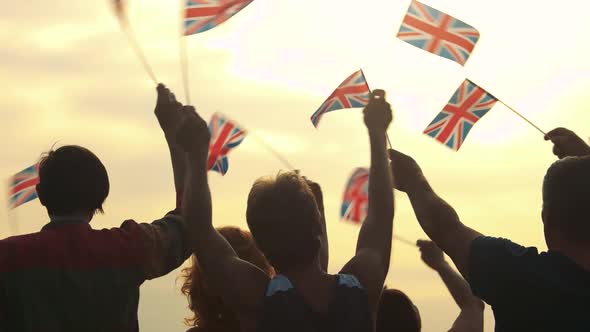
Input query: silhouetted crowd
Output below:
<box><xmin>1</xmin><ymin>85</ymin><xmax>589</xmax><ymax>332</ymax></box>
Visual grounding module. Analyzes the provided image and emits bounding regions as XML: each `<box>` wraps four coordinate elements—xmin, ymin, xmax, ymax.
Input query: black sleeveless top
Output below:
<box><xmin>257</xmin><ymin>274</ymin><xmax>373</xmax><ymax>332</ymax></box>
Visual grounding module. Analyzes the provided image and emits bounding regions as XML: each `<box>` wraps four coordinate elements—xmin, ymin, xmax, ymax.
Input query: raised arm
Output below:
<box><xmin>175</xmin><ymin>107</ymin><xmax>268</xmax><ymax>316</ymax></box>
<box><xmin>389</xmin><ymin>149</ymin><xmax>481</xmax><ymax>278</ymax></box>
<box><xmin>341</xmin><ymin>90</ymin><xmax>394</xmax><ymax>311</ymax></box>
<box><xmin>154</xmin><ymin>84</ymin><xmax>187</xmax><ymax>209</ymax></box>
<box><xmin>418</xmin><ymin>240</ymin><xmax>484</xmax><ymax>331</ymax></box>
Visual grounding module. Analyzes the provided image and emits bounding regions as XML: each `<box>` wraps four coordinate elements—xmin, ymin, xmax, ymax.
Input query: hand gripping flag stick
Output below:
<box><xmin>113</xmin><ymin>0</ymin><xmax>158</xmax><ymax>84</ymax></box>
<box><xmin>360</xmin><ymin>69</ymin><xmax>394</xmax><ymax>149</ymax></box>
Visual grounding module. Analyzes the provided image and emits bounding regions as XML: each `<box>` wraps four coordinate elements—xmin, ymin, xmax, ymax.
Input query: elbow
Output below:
<box><xmin>463</xmin><ymin>297</ymin><xmax>485</xmax><ymax>312</ymax></box>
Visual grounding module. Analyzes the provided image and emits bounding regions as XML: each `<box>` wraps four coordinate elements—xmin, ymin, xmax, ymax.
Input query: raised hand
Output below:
<box><xmin>363</xmin><ymin>89</ymin><xmax>393</xmax><ymax>134</ymax></box>
<box><xmin>418</xmin><ymin>239</ymin><xmax>446</xmax><ymax>271</ymax></box>
<box><xmin>544</xmin><ymin>127</ymin><xmax>590</xmax><ymax>159</ymax></box>
<box><xmin>155</xmin><ymin>84</ymin><xmax>183</xmax><ymax>141</ymax></box>
<box><xmin>175</xmin><ymin>106</ymin><xmax>210</xmax><ymax>155</ymax></box>
<box><xmin>388</xmin><ymin>149</ymin><xmax>424</xmax><ymax>192</ymax></box>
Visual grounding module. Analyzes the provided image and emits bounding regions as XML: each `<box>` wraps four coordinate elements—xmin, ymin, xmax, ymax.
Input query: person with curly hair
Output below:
<box><xmin>180</xmin><ymin>227</ymin><xmax>274</xmax><ymax>332</ymax></box>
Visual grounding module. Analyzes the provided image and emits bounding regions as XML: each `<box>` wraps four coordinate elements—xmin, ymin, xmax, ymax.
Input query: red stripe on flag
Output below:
<box><xmin>402</xmin><ymin>15</ymin><xmax>475</xmax><ymax>53</ymax></box>
<box><xmin>185</xmin><ymin>6</ymin><xmax>221</xmax><ymax>18</ymax></box>
<box><xmin>436</xmin><ymin>89</ymin><xmax>485</xmax><ymax>143</ymax></box>
<box><xmin>207</xmin><ymin>124</ymin><xmax>234</xmax><ymax>170</ymax></box>
<box><xmin>9</xmin><ymin>178</ymin><xmax>39</xmax><ymax>196</ymax></box>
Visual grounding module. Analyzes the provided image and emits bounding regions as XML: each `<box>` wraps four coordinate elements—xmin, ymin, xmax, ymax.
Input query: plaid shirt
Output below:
<box><xmin>0</xmin><ymin>211</ymin><xmax>189</xmax><ymax>332</ymax></box>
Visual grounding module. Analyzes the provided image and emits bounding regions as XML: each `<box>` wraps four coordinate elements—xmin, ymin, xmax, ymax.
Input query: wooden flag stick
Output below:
<box><xmin>360</xmin><ymin>68</ymin><xmax>394</xmax><ymax>149</ymax></box>
<box><xmin>250</xmin><ymin>134</ymin><xmax>296</xmax><ymax>171</ymax></box>
<box><xmin>179</xmin><ymin>36</ymin><xmax>191</xmax><ymax>104</ymax></box>
<box><xmin>497</xmin><ymin>99</ymin><xmax>547</xmax><ymax>136</ymax></box>
<box><xmin>7</xmin><ymin>208</ymin><xmax>20</xmax><ymax>237</ymax></box>
<box><xmin>469</xmin><ymin>79</ymin><xmax>546</xmax><ymax>136</ymax></box>
<box><xmin>393</xmin><ymin>235</ymin><xmax>417</xmax><ymax>247</ymax></box>
<box><xmin>179</xmin><ymin>2</ymin><xmax>192</xmax><ymax>104</ymax></box>
<box><xmin>113</xmin><ymin>1</ymin><xmax>157</xmax><ymax>84</ymax></box>
<box><xmin>122</xmin><ymin>25</ymin><xmax>158</xmax><ymax>84</ymax></box>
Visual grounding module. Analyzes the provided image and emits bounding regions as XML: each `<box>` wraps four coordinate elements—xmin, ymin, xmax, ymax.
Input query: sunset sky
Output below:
<box><xmin>1</xmin><ymin>0</ymin><xmax>590</xmax><ymax>331</ymax></box>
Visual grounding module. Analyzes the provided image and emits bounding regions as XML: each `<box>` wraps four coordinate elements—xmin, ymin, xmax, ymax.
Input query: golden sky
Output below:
<box><xmin>1</xmin><ymin>0</ymin><xmax>590</xmax><ymax>331</ymax></box>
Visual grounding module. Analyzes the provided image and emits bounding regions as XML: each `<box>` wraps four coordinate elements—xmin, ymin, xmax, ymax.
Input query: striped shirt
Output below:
<box><xmin>0</xmin><ymin>211</ymin><xmax>189</xmax><ymax>332</ymax></box>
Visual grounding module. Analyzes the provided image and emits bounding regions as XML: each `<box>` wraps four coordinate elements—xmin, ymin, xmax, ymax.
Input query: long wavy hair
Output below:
<box><xmin>180</xmin><ymin>226</ymin><xmax>274</xmax><ymax>331</ymax></box>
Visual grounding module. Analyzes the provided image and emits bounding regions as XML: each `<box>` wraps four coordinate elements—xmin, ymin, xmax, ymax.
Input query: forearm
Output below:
<box><xmin>407</xmin><ymin>176</ymin><xmax>481</xmax><ymax>277</ymax></box>
<box><xmin>182</xmin><ymin>151</ymin><xmax>212</xmax><ymax>251</ymax></box>
<box><xmin>357</xmin><ymin>131</ymin><xmax>394</xmax><ymax>262</ymax></box>
<box><xmin>407</xmin><ymin>177</ymin><xmax>461</xmax><ymax>245</ymax></box>
<box><xmin>168</xmin><ymin>143</ymin><xmax>187</xmax><ymax>208</ymax></box>
<box><xmin>436</xmin><ymin>261</ymin><xmax>483</xmax><ymax>309</ymax></box>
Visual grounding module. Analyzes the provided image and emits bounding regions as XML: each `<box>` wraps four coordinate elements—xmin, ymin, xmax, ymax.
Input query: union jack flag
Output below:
<box><xmin>184</xmin><ymin>0</ymin><xmax>254</xmax><ymax>36</ymax></box>
<box><xmin>340</xmin><ymin>168</ymin><xmax>370</xmax><ymax>224</ymax></box>
<box><xmin>8</xmin><ymin>164</ymin><xmax>40</xmax><ymax>209</ymax></box>
<box><xmin>311</xmin><ymin>70</ymin><xmax>370</xmax><ymax>128</ymax></box>
<box><xmin>424</xmin><ymin>79</ymin><xmax>497</xmax><ymax>151</ymax></box>
<box><xmin>208</xmin><ymin>113</ymin><xmax>247</xmax><ymax>175</ymax></box>
<box><xmin>397</xmin><ymin>0</ymin><xmax>480</xmax><ymax>66</ymax></box>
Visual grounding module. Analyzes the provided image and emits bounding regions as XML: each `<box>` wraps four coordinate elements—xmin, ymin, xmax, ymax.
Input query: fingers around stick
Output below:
<box><xmin>545</xmin><ymin>127</ymin><xmax>572</xmax><ymax>140</ymax></box>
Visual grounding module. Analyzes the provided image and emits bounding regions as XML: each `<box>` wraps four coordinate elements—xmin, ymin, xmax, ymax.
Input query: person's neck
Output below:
<box><xmin>550</xmin><ymin>242</ymin><xmax>590</xmax><ymax>272</ymax></box>
<box><xmin>279</xmin><ymin>258</ymin><xmax>335</xmax><ymax>313</ymax></box>
<box><xmin>50</xmin><ymin>212</ymin><xmax>92</xmax><ymax>224</ymax></box>
<box><xmin>280</xmin><ymin>257</ymin><xmax>331</xmax><ymax>286</ymax></box>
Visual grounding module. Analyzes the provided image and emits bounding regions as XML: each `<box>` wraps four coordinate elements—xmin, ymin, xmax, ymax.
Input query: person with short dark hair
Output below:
<box><xmin>0</xmin><ymin>84</ymin><xmax>206</xmax><ymax>332</ymax></box>
<box><xmin>181</xmin><ymin>89</ymin><xmax>395</xmax><ymax>332</ymax></box>
<box><xmin>377</xmin><ymin>288</ymin><xmax>421</xmax><ymax>332</ymax></box>
<box><xmin>388</xmin><ymin>128</ymin><xmax>590</xmax><ymax>332</ymax></box>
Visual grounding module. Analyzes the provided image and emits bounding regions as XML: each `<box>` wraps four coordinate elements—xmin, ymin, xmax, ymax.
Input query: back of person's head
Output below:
<box><xmin>181</xmin><ymin>227</ymin><xmax>274</xmax><ymax>331</ymax></box>
<box><xmin>246</xmin><ymin>172</ymin><xmax>322</xmax><ymax>272</ymax></box>
<box><xmin>542</xmin><ymin>156</ymin><xmax>590</xmax><ymax>245</ymax></box>
<box><xmin>377</xmin><ymin>288</ymin><xmax>421</xmax><ymax>332</ymax></box>
<box><xmin>36</xmin><ymin>145</ymin><xmax>109</xmax><ymax>216</ymax></box>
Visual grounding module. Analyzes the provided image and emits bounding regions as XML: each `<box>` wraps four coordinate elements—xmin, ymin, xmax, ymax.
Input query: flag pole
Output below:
<box><xmin>115</xmin><ymin>8</ymin><xmax>158</xmax><ymax>84</ymax></box>
<box><xmin>250</xmin><ymin>134</ymin><xmax>296</xmax><ymax>171</ymax></box>
<box><xmin>360</xmin><ymin>68</ymin><xmax>393</xmax><ymax>149</ymax></box>
<box><xmin>179</xmin><ymin>3</ymin><xmax>192</xmax><ymax>104</ymax></box>
<box><xmin>8</xmin><ymin>208</ymin><xmax>19</xmax><ymax>237</ymax></box>
<box><xmin>469</xmin><ymin>80</ymin><xmax>546</xmax><ymax>136</ymax></box>
<box><xmin>497</xmin><ymin>100</ymin><xmax>546</xmax><ymax>136</ymax></box>
<box><xmin>393</xmin><ymin>235</ymin><xmax>417</xmax><ymax>247</ymax></box>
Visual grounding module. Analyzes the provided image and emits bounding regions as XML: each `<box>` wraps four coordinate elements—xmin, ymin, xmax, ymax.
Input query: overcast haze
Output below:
<box><xmin>1</xmin><ymin>0</ymin><xmax>590</xmax><ymax>331</ymax></box>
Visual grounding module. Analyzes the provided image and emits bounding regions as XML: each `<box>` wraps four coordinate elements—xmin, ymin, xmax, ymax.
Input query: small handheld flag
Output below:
<box><xmin>183</xmin><ymin>0</ymin><xmax>255</xmax><ymax>36</ymax></box>
<box><xmin>311</xmin><ymin>70</ymin><xmax>370</xmax><ymax>128</ymax></box>
<box><xmin>423</xmin><ymin>79</ymin><xmax>497</xmax><ymax>150</ymax></box>
<box><xmin>9</xmin><ymin>164</ymin><xmax>40</xmax><ymax>209</ymax></box>
<box><xmin>397</xmin><ymin>0</ymin><xmax>480</xmax><ymax>66</ymax></box>
<box><xmin>207</xmin><ymin>113</ymin><xmax>247</xmax><ymax>175</ymax></box>
<box><xmin>340</xmin><ymin>168</ymin><xmax>370</xmax><ymax>223</ymax></box>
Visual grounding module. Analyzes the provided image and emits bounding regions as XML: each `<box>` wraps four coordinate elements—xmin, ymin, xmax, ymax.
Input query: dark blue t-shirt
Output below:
<box><xmin>469</xmin><ymin>236</ymin><xmax>590</xmax><ymax>332</ymax></box>
<box><xmin>257</xmin><ymin>274</ymin><xmax>372</xmax><ymax>332</ymax></box>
